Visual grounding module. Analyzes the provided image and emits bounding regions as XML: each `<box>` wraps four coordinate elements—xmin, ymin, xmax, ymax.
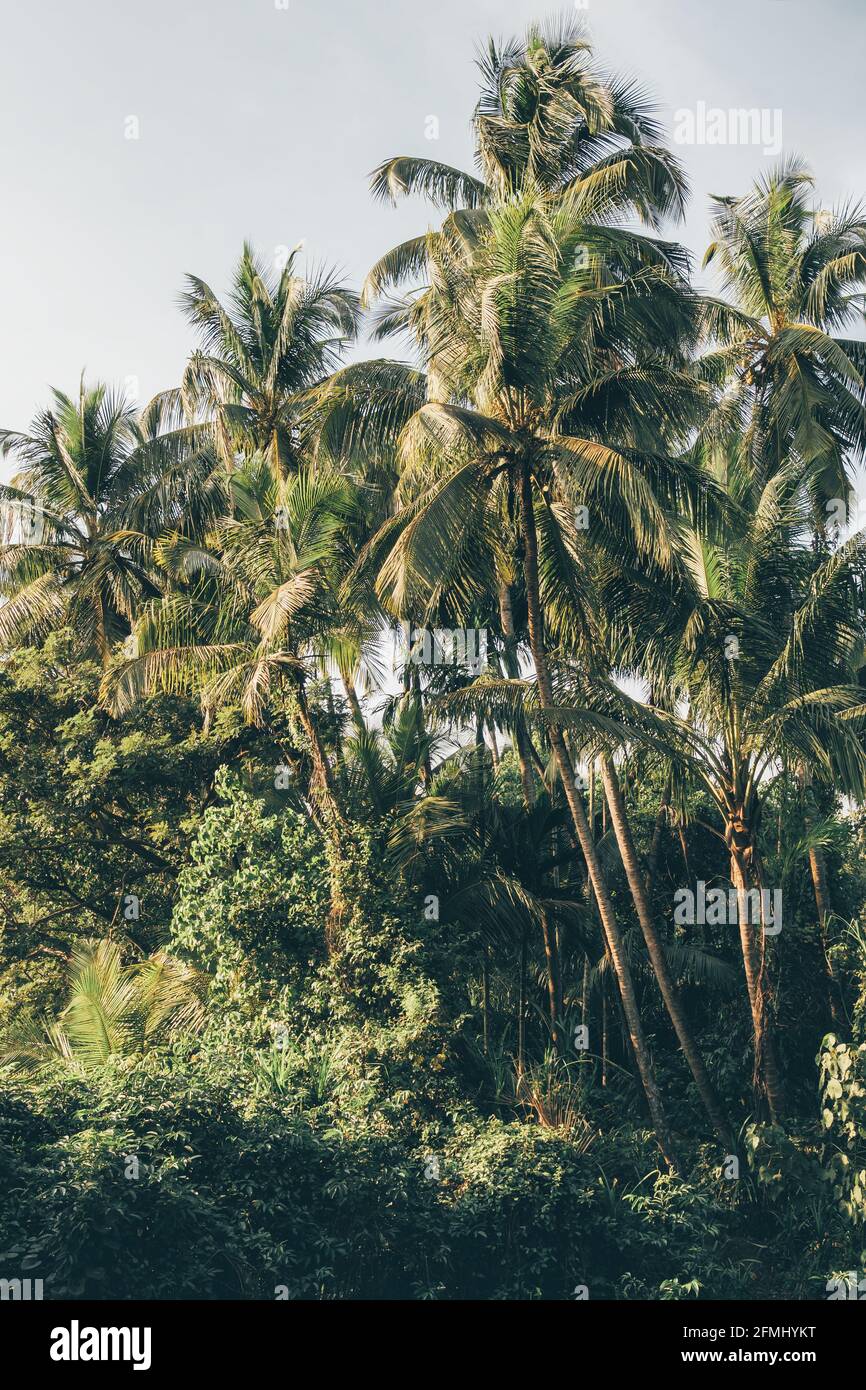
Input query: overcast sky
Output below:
<box><xmin>2</xmin><ymin>0</ymin><xmax>864</xmax><ymax>436</ymax></box>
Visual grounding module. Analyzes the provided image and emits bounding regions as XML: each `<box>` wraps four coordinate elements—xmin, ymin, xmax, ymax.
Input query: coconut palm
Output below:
<box><xmin>702</xmin><ymin>159</ymin><xmax>866</xmax><ymax>513</ymax></box>
<box><xmin>602</xmin><ymin>439</ymin><xmax>866</xmax><ymax>1120</ymax></box>
<box><xmin>0</xmin><ymin>382</ymin><xmax>214</xmax><ymax>663</ymax></box>
<box><xmin>180</xmin><ymin>243</ymin><xmax>359</xmax><ymax>477</ymax></box>
<box><xmin>104</xmin><ymin>456</ymin><xmax>356</xmax><ymax>825</ymax></box>
<box><xmin>363</xmin><ymin>16</ymin><xmax>687</xmax><ymax>313</ymax></box>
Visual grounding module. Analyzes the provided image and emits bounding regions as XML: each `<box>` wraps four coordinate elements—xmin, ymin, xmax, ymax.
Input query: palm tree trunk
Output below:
<box><xmin>517</xmin><ymin>927</ymin><xmax>527</xmax><ymax>1074</ymax></box>
<box><xmin>645</xmin><ymin>775</ymin><xmax>671</xmax><ymax>898</ymax></box>
<box><xmin>600</xmin><ymin>755</ymin><xmax>732</xmax><ymax>1147</ymax></box>
<box><xmin>808</xmin><ymin>844</ymin><xmax>845</xmax><ymax>1031</ymax></box>
<box><xmin>295</xmin><ymin>681</ymin><xmax>346</xmax><ymax>824</ymax></box>
<box><xmin>678</xmin><ymin>824</ymin><xmax>691</xmax><ymax>881</ymax></box>
<box><xmin>729</xmin><ymin>840</ymin><xmax>784</xmax><ymax>1122</ymax></box>
<box><xmin>539</xmin><ymin>905</ymin><xmax>563</xmax><ymax>1054</ymax></box>
<box><xmin>517</xmin><ymin>460</ymin><xmax>679</xmax><ymax>1170</ymax></box>
<box><xmin>342</xmin><ymin>669</ymin><xmax>366</xmax><ymax>733</ymax></box>
<box><xmin>95</xmin><ymin>595</ymin><xmax>110</xmax><ymax>667</ymax></box>
<box><xmin>601</xmin><ymin>978</ymin><xmax>608</xmax><ymax>1087</ymax></box>
<box><xmin>326</xmin><ymin>679</ymin><xmax>349</xmax><ymax>800</ymax></box>
<box><xmin>482</xmin><ymin>947</ymin><xmax>490</xmax><ymax>1056</ymax></box>
<box><xmin>498</xmin><ymin>583</ymin><xmax>536</xmax><ymax>807</ymax></box>
<box><xmin>487</xmin><ymin>721</ymin><xmax>500</xmax><ymax>772</ymax></box>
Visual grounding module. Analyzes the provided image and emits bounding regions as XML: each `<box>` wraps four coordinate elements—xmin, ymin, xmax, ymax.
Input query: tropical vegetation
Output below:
<box><xmin>2</xmin><ymin>17</ymin><xmax>866</xmax><ymax>1300</ymax></box>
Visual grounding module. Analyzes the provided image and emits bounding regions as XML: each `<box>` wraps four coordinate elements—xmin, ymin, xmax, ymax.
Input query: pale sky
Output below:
<box><xmin>1</xmin><ymin>0</ymin><xmax>864</xmax><ymax>435</ymax></box>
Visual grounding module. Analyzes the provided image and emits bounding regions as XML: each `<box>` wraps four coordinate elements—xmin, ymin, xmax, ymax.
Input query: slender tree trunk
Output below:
<box><xmin>96</xmin><ymin>596</ymin><xmax>110</xmax><ymax>667</ymax></box>
<box><xmin>678</xmin><ymin>824</ymin><xmax>691</xmax><ymax>881</ymax></box>
<box><xmin>808</xmin><ymin>844</ymin><xmax>845</xmax><ymax>1031</ymax></box>
<box><xmin>342</xmin><ymin>670</ymin><xmax>366</xmax><ymax>733</ymax></box>
<box><xmin>517</xmin><ymin>460</ymin><xmax>679</xmax><ymax>1170</ymax></box>
<box><xmin>498</xmin><ymin>583</ymin><xmax>536</xmax><ymax>807</ymax></box>
<box><xmin>645</xmin><ymin>775</ymin><xmax>671</xmax><ymax>899</ymax></box>
<box><xmin>482</xmin><ymin>948</ymin><xmax>490</xmax><ymax>1056</ymax></box>
<box><xmin>517</xmin><ymin>927</ymin><xmax>527</xmax><ymax>1074</ymax></box>
<box><xmin>601</xmin><ymin>755</ymin><xmax>733</xmax><ymax>1147</ymax></box>
<box><xmin>539</xmin><ymin>905</ymin><xmax>563</xmax><ymax>1055</ymax></box>
<box><xmin>344</xmin><ymin>669</ymin><xmax>383</xmax><ymax>817</ymax></box>
<box><xmin>487</xmin><ymin>721</ymin><xmax>500</xmax><ymax>772</ymax></box>
<box><xmin>295</xmin><ymin>681</ymin><xmax>346</xmax><ymax>824</ymax></box>
<box><xmin>326</xmin><ymin>679</ymin><xmax>348</xmax><ymax>800</ymax></box>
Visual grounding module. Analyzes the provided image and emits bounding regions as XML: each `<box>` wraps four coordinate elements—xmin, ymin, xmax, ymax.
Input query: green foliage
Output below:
<box><xmin>2</xmin><ymin>939</ymin><xmax>208</xmax><ymax>1072</ymax></box>
<box><xmin>170</xmin><ymin>767</ymin><xmax>329</xmax><ymax>1041</ymax></box>
<box><xmin>0</xmin><ymin>1059</ymin><xmax>802</xmax><ymax>1301</ymax></box>
<box><xmin>819</xmin><ymin>1035</ymin><xmax>866</xmax><ymax>1225</ymax></box>
<box><xmin>2</xmin><ymin>12</ymin><xmax>866</xmax><ymax>1304</ymax></box>
<box><xmin>0</xmin><ymin>635</ymin><xmax>230</xmax><ymax>1028</ymax></box>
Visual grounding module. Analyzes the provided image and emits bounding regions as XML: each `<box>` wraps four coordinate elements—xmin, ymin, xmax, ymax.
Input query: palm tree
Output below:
<box><xmin>352</xmin><ymin>176</ymin><xmax>725</xmax><ymax>1168</ymax></box>
<box><xmin>603</xmin><ymin>440</ymin><xmax>866</xmax><ymax>1120</ymax></box>
<box><xmin>363</xmin><ymin>16</ymin><xmax>687</xmax><ymax>312</ymax></box>
<box><xmin>702</xmin><ymin>159</ymin><xmax>866</xmax><ymax>515</ymax></box>
<box><xmin>0</xmin><ymin>382</ymin><xmax>213</xmax><ymax>663</ymax></box>
<box><xmin>104</xmin><ymin>456</ymin><xmax>354</xmax><ymax>826</ymax></box>
<box><xmin>180</xmin><ymin>243</ymin><xmax>359</xmax><ymax>477</ymax></box>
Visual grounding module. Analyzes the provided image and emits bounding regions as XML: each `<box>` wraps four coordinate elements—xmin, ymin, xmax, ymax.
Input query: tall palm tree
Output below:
<box><xmin>0</xmin><ymin>382</ymin><xmax>213</xmax><ymax>663</ymax></box>
<box><xmin>363</xmin><ymin>16</ymin><xmax>687</xmax><ymax>311</ymax></box>
<box><xmin>352</xmin><ymin>178</ymin><xmax>725</xmax><ymax>1168</ymax></box>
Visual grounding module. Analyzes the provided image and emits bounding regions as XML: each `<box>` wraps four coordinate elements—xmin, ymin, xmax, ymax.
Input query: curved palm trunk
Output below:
<box><xmin>600</xmin><ymin>755</ymin><xmax>733</xmax><ymax>1147</ymax></box>
<box><xmin>341</xmin><ymin>669</ymin><xmax>366</xmax><ymax>734</ymax></box>
<box><xmin>728</xmin><ymin>833</ymin><xmax>784</xmax><ymax>1123</ymax></box>
<box><xmin>517</xmin><ymin>461</ymin><xmax>679</xmax><ymax>1171</ymax></box>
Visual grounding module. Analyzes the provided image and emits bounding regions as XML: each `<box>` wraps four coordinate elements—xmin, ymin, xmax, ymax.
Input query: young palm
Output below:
<box><xmin>702</xmin><ymin>159</ymin><xmax>866</xmax><ymax>512</ymax></box>
<box><xmin>1</xmin><ymin>938</ymin><xmax>208</xmax><ymax>1072</ymax></box>
<box><xmin>105</xmin><ymin>457</ymin><xmax>355</xmax><ymax>825</ymax></box>
<box><xmin>180</xmin><ymin>243</ymin><xmax>359</xmax><ymax>477</ymax></box>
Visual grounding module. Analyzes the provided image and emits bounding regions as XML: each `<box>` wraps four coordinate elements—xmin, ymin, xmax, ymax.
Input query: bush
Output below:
<box><xmin>0</xmin><ymin>1055</ymin><xmax>781</xmax><ymax>1301</ymax></box>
